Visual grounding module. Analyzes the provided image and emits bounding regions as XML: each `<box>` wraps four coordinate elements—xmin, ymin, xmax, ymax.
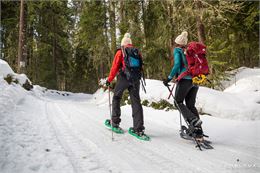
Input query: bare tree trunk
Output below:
<box><xmin>196</xmin><ymin>15</ymin><xmax>206</xmax><ymax>44</ymax></box>
<box><xmin>100</xmin><ymin>62</ymin><xmax>105</xmax><ymax>79</ymax></box>
<box><xmin>167</xmin><ymin>1</ymin><xmax>175</xmax><ymax>66</ymax></box>
<box><xmin>194</xmin><ymin>0</ymin><xmax>206</xmax><ymax>44</ymax></box>
<box><xmin>27</xmin><ymin>25</ymin><xmax>33</xmax><ymax>79</ymax></box>
<box><xmin>18</xmin><ymin>0</ymin><xmax>26</xmax><ymax>73</ymax></box>
<box><xmin>0</xmin><ymin>2</ymin><xmax>2</xmax><ymax>58</ymax></box>
<box><xmin>52</xmin><ymin>37</ymin><xmax>57</xmax><ymax>84</ymax></box>
<box><xmin>52</xmin><ymin>14</ymin><xmax>58</xmax><ymax>89</ymax></box>
<box><xmin>141</xmin><ymin>0</ymin><xmax>148</xmax><ymax>50</ymax></box>
<box><xmin>169</xmin><ymin>2</ymin><xmax>175</xmax><ymax>48</ymax></box>
<box><xmin>259</xmin><ymin>53</ymin><xmax>260</xmax><ymax>67</ymax></box>
<box><xmin>109</xmin><ymin>0</ymin><xmax>116</xmax><ymax>56</ymax></box>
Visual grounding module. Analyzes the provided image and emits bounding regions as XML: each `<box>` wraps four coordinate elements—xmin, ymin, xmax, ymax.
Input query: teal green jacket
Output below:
<box><xmin>168</xmin><ymin>47</ymin><xmax>192</xmax><ymax>80</ymax></box>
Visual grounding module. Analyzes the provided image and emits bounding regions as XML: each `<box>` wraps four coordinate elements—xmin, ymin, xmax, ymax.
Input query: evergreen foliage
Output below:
<box><xmin>1</xmin><ymin>0</ymin><xmax>259</xmax><ymax>93</ymax></box>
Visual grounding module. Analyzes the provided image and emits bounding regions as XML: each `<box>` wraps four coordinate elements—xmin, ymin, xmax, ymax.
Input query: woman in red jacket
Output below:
<box><xmin>105</xmin><ymin>33</ymin><xmax>146</xmax><ymax>138</ymax></box>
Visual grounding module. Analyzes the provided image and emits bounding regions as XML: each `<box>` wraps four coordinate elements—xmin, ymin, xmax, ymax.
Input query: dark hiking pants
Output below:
<box><xmin>112</xmin><ymin>74</ymin><xmax>144</xmax><ymax>132</ymax></box>
<box><xmin>174</xmin><ymin>79</ymin><xmax>200</xmax><ymax>123</ymax></box>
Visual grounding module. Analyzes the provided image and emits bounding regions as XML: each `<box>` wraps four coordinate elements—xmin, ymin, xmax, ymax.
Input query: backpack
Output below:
<box><xmin>121</xmin><ymin>47</ymin><xmax>143</xmax><ymax>81</ymax></box>
<box><xmin>177</xmin><ymin>42</ymin><xmax>209</xmax><ymax>84</ymax></box>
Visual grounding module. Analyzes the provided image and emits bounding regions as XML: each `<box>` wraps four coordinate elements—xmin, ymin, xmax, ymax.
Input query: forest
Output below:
<box><xmin>1</xmin><ymin>0</ymin><xmax>259</xmax><ymax>93</ymax></box>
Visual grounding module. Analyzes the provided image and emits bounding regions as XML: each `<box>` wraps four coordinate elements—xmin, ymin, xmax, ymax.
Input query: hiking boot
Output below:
<box><xmin>105</xmin><ymin>119</ymin><xmax>119</xmax><ymax>128</ymax></box>
<box><xmin>128</xmin><ymin>127</ymin><xmax>150</xmax><ymax>141</ymax></box>
<box><xmin>104</xmin><ymin>119</ymin><xmax>124</xmax><ymax>134</ymax></box>
<box><xmin>193</xmin><ymin>126</ymin><xmax>204</xmax><ymax>139</ymax></box>
<box><xmin>129</xmin><ymin>127</ymin><xmax>145</xmax><ymax>136</ymax></box>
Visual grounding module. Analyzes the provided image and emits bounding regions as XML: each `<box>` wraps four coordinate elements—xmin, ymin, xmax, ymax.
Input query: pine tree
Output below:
<box><xmin>1</xmin><ymin>0</ymin><xmax>259</xmax><ymax>92</ymax></box>
<box><xmin>1</xmin><ymin>1</ymin><xmax>20</xmax><ymax>70</ymax></box>
<box><xmin>25</xmin><ymin>0</ymin><xmax>72</xmax><ymax>90</ymax></box>
<box><xmin>17</xmin><ymin>0</ymin><xmax>26</xmax><ymax>73</ymax></box>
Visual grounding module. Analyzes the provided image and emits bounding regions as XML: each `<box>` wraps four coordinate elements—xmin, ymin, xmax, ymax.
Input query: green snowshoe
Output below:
<box><xmin>128</xmin><ymin>127</ymin><xmax>150</xmax><ymax>141</ymax></box>
<box><xmin>104</xmin><ymin>119</ymin><xmax>124</xmax><ymax>134</ymax></box>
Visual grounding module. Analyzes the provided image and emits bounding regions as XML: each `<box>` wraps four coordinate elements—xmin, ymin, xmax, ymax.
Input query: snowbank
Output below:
<box><xmin>95</xmin><ymin>67</ymin><xmax>260</xmax><ymax>120</ymax></box>
<box><xmin>0</xmin><ymin>59</ymin><xmax>32</xmax><ymax>115</ymax></box>
<box><xmin>141</xmin><ymin>70</ymin><xmax>260</xmax><ymax>120</ymax></box>
<box><xmin>197</xmin><ymin>86</ymin><xmax>260</xmax><ymax>120</ymax></box>
<box><xmin>140</xmin><ymin>79</ymin><xmax>171</xmax><ymax>102</ymax></box>
<box><xmin>0</xmin><ymin>59</ymin><xmax>31</xmax><ymax>86</ymax></box>
<box><xmin>0</xmin><ymin>78</ymin><xmax>27</xmax><ymax>115</ymax></box>
<box><xmin>222</xmin><ymin>67</ymin><xmax>260</xmax><ymax>89</ymax></box>
<box><xmin>0</xmin><ymin>59</ymin><xmax>14</xmax><ymax>76</ymax></box>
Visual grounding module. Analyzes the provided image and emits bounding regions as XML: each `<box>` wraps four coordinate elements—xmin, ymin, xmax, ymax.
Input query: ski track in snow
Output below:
<box><xmin>1</xmin><ymin>92</ymin><xmax>260</xmax><ymax>173</ymax></box>
<box><xmin>0</xmin><ymin>95</ymin><xmax>75</xmax><ymax>173</ymax></box>
<box><xmin>45</xmin><ymin>102</ymin><xmax>112</xmax><ymax>173</ymax></box>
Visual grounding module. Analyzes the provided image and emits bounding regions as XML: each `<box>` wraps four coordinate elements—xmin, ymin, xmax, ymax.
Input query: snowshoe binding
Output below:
<box><xmin>104</xmin><ymin>119</ymin><xmax>124</xmax><ymax>134</ymax></box>
<box><xmin>128</xmin><ymin>127</ymin><xmax>150</xmax><ymax>141</ymax></box>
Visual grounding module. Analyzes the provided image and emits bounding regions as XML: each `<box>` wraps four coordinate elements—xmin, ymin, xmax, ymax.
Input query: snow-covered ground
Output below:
<box><xmin>0</xmin><ymin>60</ymin><xmax>259</xmax><ymax>173</ymax></box>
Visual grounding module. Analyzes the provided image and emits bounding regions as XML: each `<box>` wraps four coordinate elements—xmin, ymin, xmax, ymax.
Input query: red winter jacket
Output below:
<box><xmin>107</xmin><ymin>44</ymin><xmax>142</xmax><ymax>82</ymax></box>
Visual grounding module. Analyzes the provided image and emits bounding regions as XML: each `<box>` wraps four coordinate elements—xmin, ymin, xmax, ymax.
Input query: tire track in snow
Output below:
<box><xmin>53</xmin><ymin>102</ymin><xmax>121</xmax><ymax>173</ymax></box>
<box><xmin>45</xmin><ymin>101</ymin><xmax>80</xmax><ymax>173</ymax></box>
<box><xmin>46</xmin><ymin>101</ymin><xmax>123</xmax><ymax>173</ymax></box>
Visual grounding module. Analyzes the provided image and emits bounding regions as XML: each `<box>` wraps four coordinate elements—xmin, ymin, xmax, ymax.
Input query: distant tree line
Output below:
<box><xmin>1</xmin><ymin>0</ymin><xmax>259</xmax><ymax>93</ymax></box>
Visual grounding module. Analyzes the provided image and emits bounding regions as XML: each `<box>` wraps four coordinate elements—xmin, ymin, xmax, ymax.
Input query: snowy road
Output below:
<box><xmin>1</xmin><ymin>91</ymin><xmax>259</xmax><ymax>173</ymax></box>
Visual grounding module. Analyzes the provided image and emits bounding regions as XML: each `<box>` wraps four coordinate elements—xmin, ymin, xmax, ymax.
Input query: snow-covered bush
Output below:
<box><xmin>4</xmin><ymin>74</ymin><xmax>19</xmax><ymax>84</ymax></box>
<box><xmin>149</xmin><ymin>99</ymin><xmax>175</xmax><ymax>111</ymax></box>
<box><xmin>0</xmin><ymin>59</ymin><xmax>33</xmax><ymax>90</ymax></box>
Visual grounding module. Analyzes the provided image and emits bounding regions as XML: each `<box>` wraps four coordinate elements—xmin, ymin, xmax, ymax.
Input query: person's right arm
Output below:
<box><xmin>107</xmin><ymin>50</ymin><xmax>123</xmax><ymax>82</ymax></box>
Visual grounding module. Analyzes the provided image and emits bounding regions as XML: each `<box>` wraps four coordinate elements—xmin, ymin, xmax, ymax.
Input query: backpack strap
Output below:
<box><xmin>120</xmin><ymin>46</ymin><xmax>128</xmax><ymax>71</ymax></box>
<box><xmin>121</xmin><ymin>46</ymin><xmax>126</xmax><ymax>58</ymax></box>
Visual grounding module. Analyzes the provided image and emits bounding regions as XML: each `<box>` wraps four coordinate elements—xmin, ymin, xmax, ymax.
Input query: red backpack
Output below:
<box><xmin>177</xmin><ymin>41</ymin><xmax>209</xmax><ymax>82</ymax></box>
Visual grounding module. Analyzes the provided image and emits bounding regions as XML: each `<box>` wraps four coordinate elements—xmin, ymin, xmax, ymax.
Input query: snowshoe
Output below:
<box><xmin>104</xmin><ymin>119</ymin><xmax>124</xmax><ymax>134</ymax></box>
<box><xmin>180</xmin><ymin>125</ymin><xmax>213</xmax><ymax>150</ymax></box>
<box><xmin>180</xmin><ymin>125</ymin><xmax>193</xmax><ymax>140</ymax></box>
<box><xmin>128</xmin><ymin>127</ymin><xmax>150</xmax><ymax>141</ymax></box>
<box><xmin>195</xmin><ymin>137</ymin><xmax>214</xmax><ymax>150</ymax></box>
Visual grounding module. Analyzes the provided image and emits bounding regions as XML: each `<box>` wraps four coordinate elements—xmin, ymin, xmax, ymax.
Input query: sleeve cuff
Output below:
<box><xmin>107</xmin><ymin>77</ymin><xmax>112</xmax><ymax>83</ymax></box>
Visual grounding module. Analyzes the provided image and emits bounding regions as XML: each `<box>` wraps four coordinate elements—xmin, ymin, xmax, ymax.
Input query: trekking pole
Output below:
<box><xmin>166</xmin><ymin>84</ymin><xmax>183</xmax><ymax>129</ymax></box>
<box><xmin>141</xmin><ymin>78</ymin><xmax>147</xmax><ymax>93</ymax></box>
<box><xmin>166</xmin><ymin>84</ymin><xmax>203</xmax><ymax>150</ymax></box>
<box><xmin>167</xmin><ymin>83</ymin><xmax>176</xmax><ymax>99</ymax></box>
<box><xmin>108</xmin><ymin>86</ymin><xmax>114</xmax><ymax>141</ymax></box>
<box><xmin>166</xmin><ymin>85</ymin><xmax>204</xmax><ymax>150</ymax></box>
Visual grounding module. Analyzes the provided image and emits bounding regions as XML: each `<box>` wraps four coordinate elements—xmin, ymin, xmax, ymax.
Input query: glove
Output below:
<box><xmin>106</xmin><ymin>80</ymin><xmax>110</xmax><ymax>87</ymax></box>
<box><xmin>163</xmin><ymin>78</ymin><xmax>171</xmax><ymax>87</ymax></box>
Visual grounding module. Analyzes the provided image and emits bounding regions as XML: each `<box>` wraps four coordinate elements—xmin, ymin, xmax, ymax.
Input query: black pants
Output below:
<box><xmin>112</xmin><ymin>74</ymin><xmax>144</xmax><ymax>132</ymax></box>
<box><xmin>175</xmin><ymin>79</ymin><xmax>200</xmax><ymax>123</ymax></box>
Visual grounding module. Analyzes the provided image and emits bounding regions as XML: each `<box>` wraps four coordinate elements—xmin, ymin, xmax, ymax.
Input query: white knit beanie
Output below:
<box><xmin>175</xmin><ymin>31</ymin><xmax>188</xmax><ymax>45</ymax></box>
<box><xmin>121</xmin><ymin>33</ymin><xmax>132</xmax><ymax>46</ymax></box>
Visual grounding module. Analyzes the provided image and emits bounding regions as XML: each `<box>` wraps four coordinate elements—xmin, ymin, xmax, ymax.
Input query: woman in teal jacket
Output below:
<box><xmin>163</xmin><ymin>31</ymin><xmax>203</xmax><ymax>139</ymax></box>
